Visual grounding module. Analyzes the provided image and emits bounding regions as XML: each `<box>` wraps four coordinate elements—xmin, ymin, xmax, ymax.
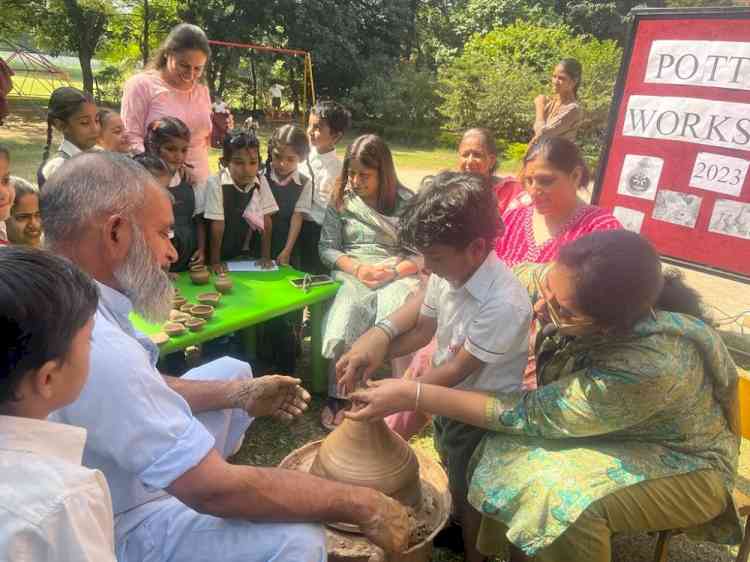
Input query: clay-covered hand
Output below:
<box><xmin>359</xmin><ymin>492</ymin><xmax>410</xmax><ymax>554</ymax></box>
<box><xmin>229</xmin><ymin>376</ymin><xmax>311</xmax><ymax>421</ymax></box>
<box><xmin>345</xmin><ymin>379</ymin><xmax>416</xmax><ymax>422</ymax></box>
<box><xmin>257</xmin><ymin>257</ymin><xmax>275</xmax><ymax>269</ymax></box>
<box><xmin>276</xmin><ymin>249</ymin><xmax>292</xmax><ymax>267</ymax></box>
<box><xmin>336</xmin><ymin>328</ymin><xmax>391</xmax><ymax>395</ymax></box>
<box><xmin>209</xmin><ymin>262</ymin><xmax>225</xmax><ymax>275</ymax></box>
<box><xmin>189</xmin><ymin>249</ymin><xmax>205</xmax><ymax>266</ymax></box>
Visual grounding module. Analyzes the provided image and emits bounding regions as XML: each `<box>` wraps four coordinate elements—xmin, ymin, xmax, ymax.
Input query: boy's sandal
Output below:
<box><xmin>321</xmin><ymin>398</ymin><xmax>349</xmax><ymax>432</ymax></box>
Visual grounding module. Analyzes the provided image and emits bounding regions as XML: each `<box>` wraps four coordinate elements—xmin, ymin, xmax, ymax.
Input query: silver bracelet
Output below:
<box><xmin>373</xmin><ymin>320</ymin><xmax>395</xmax><ymax>341</ymax></box>
<box><xmin>378</xmin><ymin>317</ymin><xmax>401</xmax><ymax>339</ymax></box>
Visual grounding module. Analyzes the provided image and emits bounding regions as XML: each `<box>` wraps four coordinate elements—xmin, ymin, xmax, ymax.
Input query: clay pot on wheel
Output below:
<box><xmin>189</xmin><ymin>265</ymin><xmax>210</xmax><ymax>285</ymax></box>
<box><xmin>311</xmin><ymin>418</ymin><xmax>422</xmax><ymax>513</ymax></box>
<box><xmin>214</xmin><ymin>273</ymin><xmax>233</xmax><ymax>294</ymax></box>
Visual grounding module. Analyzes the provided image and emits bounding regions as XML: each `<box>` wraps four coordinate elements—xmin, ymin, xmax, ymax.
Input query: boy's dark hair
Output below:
<box><xmin>42</xmin><ymin>87</ymin><xmax>95</xmax><ymax>164</ymax></box>
<box><xmin>97</xmin><ymin>108</ymin><xmax>118</xmax><ymax>129</ymax></box>
<box><xmin>311</xmin><ymin>101</ymin><xmax>351</xmax><ymax>135</ymax></box>
<box><xmin>0</xmin><ymin>246</ymin><xmax>98</xmax><ymax>404</ymax></box>
<box><xmin>0</xmin><ymin>145</ymin><xmax>9</xmax><ymax>160</ymax></box>
<box><xmin>399</xmin><ymin>171</ymin><xmax>501</xmax><ymax>251</ymax></box>
<box><xmin>145</xmin><ymin>116</ymin><xmax>191</xmax><ymax>156</ymax></box>
<box><xmin>132</xmin><ymin>153</ymin><xmax>170</xmax><ymax>178</ymax></box>
<box><xmin>221</xmin><ymin>129</ymin><xmax>261</xmax><ymax>167</ymax></box>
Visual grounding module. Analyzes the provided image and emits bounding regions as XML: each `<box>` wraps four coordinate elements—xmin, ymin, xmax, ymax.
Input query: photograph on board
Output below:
<box><xmin>652</xmin><ymin>190</ymin><xmax>702</xmax><ymax>228</ymax></box>
<box><xmin>709</xmin><ymin>199</ymin><xmax>750</xmax><ymax>240</ymax></box>
<box><xmin>617</xmin><ymin>154</ymin><xmax>663</xmax><ymax>201</ymax></box>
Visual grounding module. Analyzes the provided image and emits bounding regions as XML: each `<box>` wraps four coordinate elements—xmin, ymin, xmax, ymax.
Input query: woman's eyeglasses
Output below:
<box><xmin>533</xmin><ymin>274</ymin><xmax>595</xmax><ymax>336</ymax></box>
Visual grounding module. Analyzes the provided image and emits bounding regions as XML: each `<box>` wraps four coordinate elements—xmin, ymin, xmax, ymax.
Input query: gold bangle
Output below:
<box><xmin>415</xmin><ymin>382</ymin><xmax>422</xmax><ymax>412</ymax></box>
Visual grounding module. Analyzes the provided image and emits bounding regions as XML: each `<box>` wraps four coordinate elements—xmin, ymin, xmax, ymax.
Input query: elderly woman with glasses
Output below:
<box><xmin>342</xmin><ymin>229</ymin><xmax>742</xmax><ymax>562</ymax></box>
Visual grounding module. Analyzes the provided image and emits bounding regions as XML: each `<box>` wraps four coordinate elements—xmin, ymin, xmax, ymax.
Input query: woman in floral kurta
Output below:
<box><xmin>344</xmin><ymin>230</ymin><xmax>741</xmax><ymax>561</ymax></box>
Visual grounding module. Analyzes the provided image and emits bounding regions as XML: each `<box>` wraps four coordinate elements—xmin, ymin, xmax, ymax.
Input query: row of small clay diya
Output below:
<box><xmin>152</xmin><ymin>287</ymin><xmax>224</xmax><ymax>344</ymax></box>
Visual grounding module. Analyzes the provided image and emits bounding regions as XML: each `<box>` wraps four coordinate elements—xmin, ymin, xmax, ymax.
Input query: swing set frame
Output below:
<box><xmin>208</xmin><ymin>39</ymin><xmax>316</xmax><ymax>126</ymax></box>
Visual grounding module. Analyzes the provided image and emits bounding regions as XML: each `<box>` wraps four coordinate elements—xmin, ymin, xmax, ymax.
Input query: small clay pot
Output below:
<box><xmin>189</xmin><ymin>265</ymin><xmax>210</xmax><ymax>285</ymax></box>
<box><xmin>150</xmin><ymin>332</ymin><xmax>169</xmax><ymax>346</ymax></box>
<box><xmin>214</xmin><ymin>274</ymin><xmax>233</xmax><ymax>294</ymax></box>
<box><xmin>197</xmin><ymin>292</ymin><xmax>221</xmax><ymax>306</ymax></box>
<box><xmin>191</xmin><ymin>304</ymin><xmax>214</xmax><ymax>320</ymax></box>
<box><xmin>180</xmin><ymin>303</ymin><xmax>195</xmax><ymax>314</ymax></box>
<box><xmin>163</xmin><ymin>322</ymin><xmax>186</xmax><ymax>337</ymax></box>
<box><xmin>169</xmin><ymin>310</ymin><xmax>191</xmax><ymax>323</ymax></box>
<box><xmin>173</xmin><ymin>296</ymin><xmax>187</xmax><ymax>309</ymax></box>
<box><xmin>185</xmin><ymin>317</ymin><xmax>206</xmax><ymax>332</ymax></box>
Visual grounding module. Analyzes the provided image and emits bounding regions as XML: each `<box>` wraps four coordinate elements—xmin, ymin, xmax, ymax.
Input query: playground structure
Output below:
<box><xmin>208</xmin><ymin>39</ymin><xmax>316</xmax><ymax>127</ymax></box>
<box><xmin>0</xmin><ymin>38</ymin><xmax>71</xmax><ymax>97</ymax></box>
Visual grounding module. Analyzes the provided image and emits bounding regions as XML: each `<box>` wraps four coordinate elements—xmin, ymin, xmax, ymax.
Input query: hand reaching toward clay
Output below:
<box><xmin>336</xmin><ymin>327</ymin><xmax>391</xmax><ymax>395</ymax></box>
<box><xmin>229</xmin><ymin>376</ymin><xmax>311</xmax><ymax>421</ymax></box>
<box><xmin>346</xmin><ymin>379</ymin><xmax>415</xmax><ymax>421</ymax></box>
<box><xmin>359</xmin><ymin>492</ymin><xmax>410</xmax><ymax>554</ymax></box>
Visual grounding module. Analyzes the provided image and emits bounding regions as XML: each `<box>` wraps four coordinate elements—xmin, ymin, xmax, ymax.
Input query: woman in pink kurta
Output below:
<box><xmin>121</xmin><ymin>24</ymin><xmax>212</xmax><ymax>186</ymax></box>
<box><xmin>497</xmin><ymin>137</ymin><xmax>621</xmax><ymax>388</ymax></box>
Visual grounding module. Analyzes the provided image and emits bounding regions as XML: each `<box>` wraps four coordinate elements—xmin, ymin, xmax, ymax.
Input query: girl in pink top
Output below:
<box><xmin>121</xmin><ymin>24</ymin><xmax>212</xmax><ymax>186</ymax></box>
<box><xmin>495</xmin><ymin>137</ymin><xmax>621</xmax><ymax>266</ymax></box>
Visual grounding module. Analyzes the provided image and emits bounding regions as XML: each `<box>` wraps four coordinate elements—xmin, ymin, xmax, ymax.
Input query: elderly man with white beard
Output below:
<box><xmin>40</xmin><ymin>152</ymin><xmax>408</xmax><ymax>562</ymax></box>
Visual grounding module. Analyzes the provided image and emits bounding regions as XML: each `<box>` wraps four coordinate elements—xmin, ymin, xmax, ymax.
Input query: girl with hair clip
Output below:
<box><xmin>96</xmin><ymin>109</ymin><xmax>130</xmax><ymax>154</ymax></box>
<box><xmin>204</xmin><ymin>129</ymin><xmax>278</xmax><ymax>272</ymax></box>
<box><xmin>263</xmin><ymin>124</ymin><xmax>315</xmax><ymax>268</ymax></box>
<box><xmin>37</xmin><ymin>87</ymin><xmax>99</xmax><ymax>187</ymax></box>
<box><xmin>318</xmin><ymin>134</ymin><xmax>421</xmax><ymax>429</ymax></box>
<box><xmin>143</xmin><ymin>116</ymin><xmax>207</xmax><ymax>271</ymax></box>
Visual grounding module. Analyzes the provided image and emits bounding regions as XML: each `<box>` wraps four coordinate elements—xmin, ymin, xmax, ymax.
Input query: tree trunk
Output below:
<box><xmin>142</xmin><ymin>0</ymin><xmax>150</xmax><ymax>66</ymax></box>
<box><xmin>79</xmin><ymin>49</ymin><xmax>95</xmax><ymax>95</ymax></box>
<box><xmin>250</xmin><ymin>54</ymin><xmax>258</xmax><ymax>111</ymax></box>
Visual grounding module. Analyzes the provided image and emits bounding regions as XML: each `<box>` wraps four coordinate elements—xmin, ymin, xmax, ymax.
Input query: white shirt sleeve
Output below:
<box><xmin>258</xmin><ymin>175</ymin><xmax>279</xmax><ymax>215</ymax></box>
<box><xmin>464</xmin><ymin>301</ymin><xmax>531</xmax><ymax>364</ymax></box>
<box><xmin>420</xmin><ymin>274</ymin><xmax>441</xmax><ymax>319</ymax></box>
<box><xmin>294</xmin><ymin>178</ymin><xmax>313</xmax><ymax>215</ymax></box>
<box><xmin>192</xmin><ymin>183</ymin><xmax>207</xmax><ymax>216</ymax></box>
<box><xmin>203</xmin><ymin>176</ymin><xmax>225</xmax><ymax>221</ymax></box>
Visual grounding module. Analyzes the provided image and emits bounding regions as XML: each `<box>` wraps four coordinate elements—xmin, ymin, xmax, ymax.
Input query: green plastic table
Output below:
<box><xmin>130</xmin><ymin>267</ymin><xmax>339</xmax><ymax>394</ymax></box>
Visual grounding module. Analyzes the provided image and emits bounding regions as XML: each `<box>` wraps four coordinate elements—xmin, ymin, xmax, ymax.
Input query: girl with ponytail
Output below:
<box><xmin>37</xmin><ymin>87</ymin><xmax>99</xmax><ymax>187</ymax></box>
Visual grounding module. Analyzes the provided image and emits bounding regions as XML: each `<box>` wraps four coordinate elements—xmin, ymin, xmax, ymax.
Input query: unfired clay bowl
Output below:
<box><xmin>172</xmin><ymin>296</ymin><xmax>187</xmax><ymax>309</ymax></box>
<box><xmin>214</xmin><ymin>274</ymin><xmax>233</xmax><ymax>294</ymax></box>
<box><xmin>169</xmin><ymin>310</ymin><xmax>191</xmax><ymax>323</ymax></box>
<box><xmin>180</xmin><ymin>303</ymin><xmax>195</xmax><ymax>314</ymax></box>
<box><xmin>191</xmin><ymin>304</ymin><xmax>214</xmax><ymax>320</ymax></box>
<box><xmin>149</xmin><ymin>332</ymin><xmax>169</xmax><ymax>346</ymax></box>
<box><xmin>186</xmin><ymin>317</ymin><xmax>206</xmax><ymax>332</ymax></box>
<box><xmin>197</xmin><ymin>292</ymin><xmax>221</xmax><ymax>306</ymax></box>
<box><xmin>189</xmin><ymin>265</ymin><xmax>210</xmax><ymax>285</ymax></box>
<box><xmin>163</xmin><ymin>322</ymin><xmax>186</xmax><ymax>337</ymax></box>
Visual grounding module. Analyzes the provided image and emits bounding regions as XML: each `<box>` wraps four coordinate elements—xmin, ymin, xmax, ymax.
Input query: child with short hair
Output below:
<box><xmin>97</xmin><ymin>108</ymin><xmax>130</xmax><ymax>153</ymax></box>
<box><xmin>143</xmin><ymin>117</ymin><xmax>207</xmax><ymax>271</ymax></box>
<box><xmin>38</xmin><ymin>87</ymin><xmax>100</xmax><ymax>186</ymax></box>
<box><xmin>0</xmin><ymin>246</ymin><xmax>116</xmax><ymax>561</ymax></box>
<box><xmin>264</xmin><ymin>124</ymin><xmax>313</xmax><ymax>267</ymax></box>
<box><xmin>338</xmin><ymin>171</ymin><xmax>532</xmax><ymax>562</ymax></box>
<box><xmin>0</xmin><ymin>145</ymin><xmax>15</xmax><ymax>245</ymax></box>
<box><xmin>132</xmin><ymin>153</ymin><xmax>172</xmax><ymax>189</ymax></box>
<box><xmin>6</xmin><ymin>177</ymin><xmax>42</xmax><ymax>247</ymax></box>
<box><xmin>302</xmin><ymin>101</ymin><xmax>351</xmax><ymax>274</ymax></box>
<box><xmin>204</xmin><ymin>130</ymin><xmax>278</xmax><ymax>272</ymax></box>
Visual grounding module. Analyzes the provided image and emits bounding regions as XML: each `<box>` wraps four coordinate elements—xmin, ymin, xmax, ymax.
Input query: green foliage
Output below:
<box><xmin>345</xmin><ymin>60</ymin><xmax>443</xmax><ymax>138</ymax></box>
<box><xmin>503</xmin><ymin>142</ymin><xmax>529</xmax><ymax>164</ymax></box>
<box><xmin>94</xmin><ymin>65</ymin><xmax>125</xmax><ymax>105</ymax></box>
<box><xmin>439</xmin><ymin>22</ymin><xmax>622</xmax><ymax>145</ymax></box>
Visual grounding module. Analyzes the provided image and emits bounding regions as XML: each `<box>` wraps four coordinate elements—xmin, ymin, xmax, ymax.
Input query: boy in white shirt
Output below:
<box><xmin>337</xmin><ymin>171</ymin><xmax>532</xmax><ymax>562</ymax></box>
<box><xmin>0</xmin><ymin>246</ymin><xmax>115</xmax><ymax>562</ymax></box>
<box><xmin>302</xmin><ymin>100</ymin><xmax>351</xmax><ymax>273</ymax></box>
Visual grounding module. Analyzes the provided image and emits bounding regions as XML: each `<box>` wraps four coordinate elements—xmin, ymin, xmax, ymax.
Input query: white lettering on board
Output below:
<box><xmin>645</xmin><ymin>40</ymin><xmax>750</xmax><ymax>91</ymax></box>
<box><xmin>622</xmin><ymin>95</ymin><xmax>750</xmax><ymax>152</ymax></box>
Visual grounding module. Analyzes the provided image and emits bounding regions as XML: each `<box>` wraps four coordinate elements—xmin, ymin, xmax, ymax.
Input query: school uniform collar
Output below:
<box><xmin>270</xmin><ymin>167</ymin><xmax>302</xmax><ymax>187</ymax></box>
<box><xmin>462</xmin><ymin>252</ymin><xmax>502</xmax><ymax>301</ymax></box>
<box><xmin>219</xmin><ymin>169</ymin><xmax>260</xmax><ymax>193</ymax></box>
<box><xmin>59</xmin><ymin>139</ymin><xmax>82</xmax><ymax>159</ymax></box>
<box><xmin>0</xmin><ymin>415</ymin><xmax>87</xmax><ymax>465</ymax></box>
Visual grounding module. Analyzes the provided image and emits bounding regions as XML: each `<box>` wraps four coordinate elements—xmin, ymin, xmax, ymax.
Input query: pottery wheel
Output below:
<box><xmin>279</xmin><ymin>441</ymin><xmax>451</xmax><ymax>560</ymax></box>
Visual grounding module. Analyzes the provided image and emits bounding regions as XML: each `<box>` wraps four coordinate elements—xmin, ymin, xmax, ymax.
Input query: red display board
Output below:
<box><xmin>592</xmin><ymin>7</ymin><xmax>750</xmax><ymax>283</ymax></box>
